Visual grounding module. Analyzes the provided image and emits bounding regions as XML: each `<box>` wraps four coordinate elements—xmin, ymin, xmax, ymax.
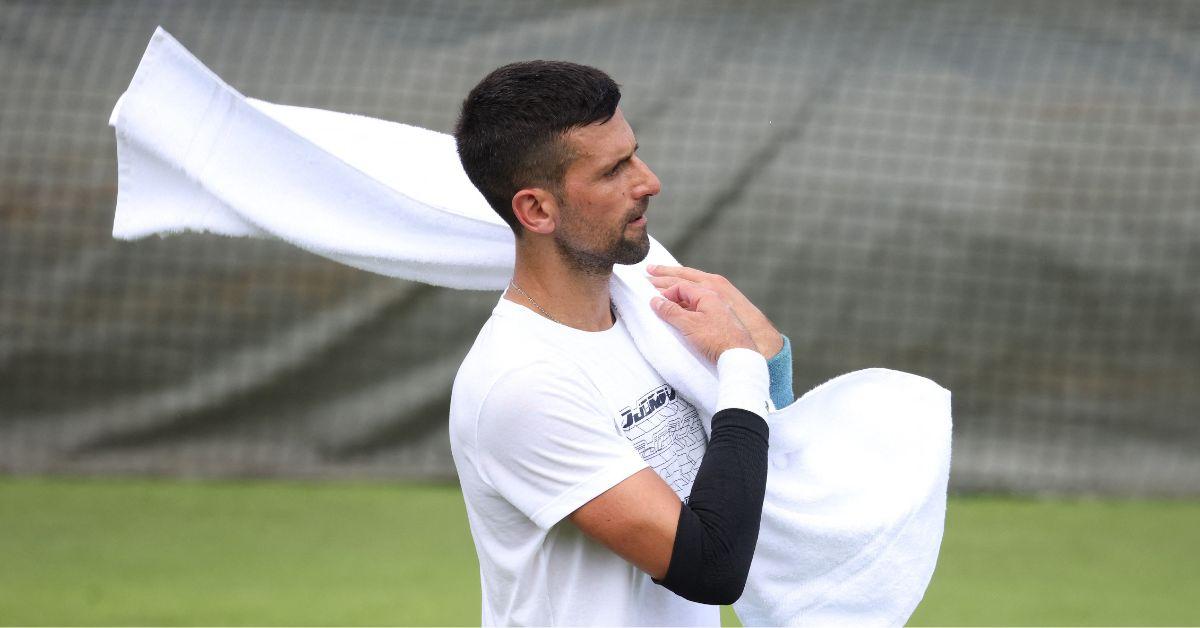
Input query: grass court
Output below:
<box><xmin>1</xmin><ymin>477</ymin><xmax>1196</xmax><ymax>626</ymax></box>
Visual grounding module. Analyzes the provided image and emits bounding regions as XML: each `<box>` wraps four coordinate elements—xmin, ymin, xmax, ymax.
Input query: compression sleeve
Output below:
<box><xmin>653</xmin><ymin>349</ymin><xmax>770</xmax><ymax>604</ymax></box>
<box><xmin>656</xmin><ymin>407</ymin><xmax>769</xmax><ymax>605</ymax></box>
<box><xmin>766</xmin><ymin>333</ymin><xmax>795</xmax><ymax>409</ymax></box>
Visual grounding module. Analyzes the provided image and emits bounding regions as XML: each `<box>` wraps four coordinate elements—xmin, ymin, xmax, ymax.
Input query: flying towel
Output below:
<box><xmin>110</xmin><ymin>27</ymin><xmax>952</xmax><ymax>626</ymax></box>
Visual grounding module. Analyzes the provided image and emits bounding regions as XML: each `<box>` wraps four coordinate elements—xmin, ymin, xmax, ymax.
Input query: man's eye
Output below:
<box><xmin>606</xmin><ymin>163</ymin><xmax>621</xmax><ymax>177</ymax></box>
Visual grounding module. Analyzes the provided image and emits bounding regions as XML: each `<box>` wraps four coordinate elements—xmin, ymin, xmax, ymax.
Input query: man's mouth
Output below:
<box><xmin>628</xmin><ymin>200</ymin><xmax>649</xmax><ymax>226</ymax></box>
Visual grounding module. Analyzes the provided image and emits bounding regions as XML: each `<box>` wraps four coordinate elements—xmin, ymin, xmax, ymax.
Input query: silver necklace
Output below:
<box><xmin>508</xmin><ymin>279</ymin><xmax>617</xmax><ymax>326</ymax></box>
<box><xmin>509</xmin><ymin>280</ymin><xmax>561</xmax><ymax>324</ymax></box>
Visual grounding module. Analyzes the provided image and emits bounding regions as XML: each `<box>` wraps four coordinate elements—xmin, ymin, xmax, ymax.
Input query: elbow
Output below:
<box><xmin>659</xmin><ymin>504</ymin><xmax>761</xmax><ymax>605</ymax></box>
<box><xmin>671</xmin><ymin>562</ymin><xmax>752</xmax><ymax>605</ymax></box>
<box><xmin>692</xmin><ymin>576</ymin><xmax>748</xmax><ymax>606</ymax></box>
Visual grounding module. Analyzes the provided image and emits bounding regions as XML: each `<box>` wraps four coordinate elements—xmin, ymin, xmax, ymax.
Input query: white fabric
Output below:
<box><xmin>741</xmin><ymin>369</ymin><xmax>952</xmax><ymax>626</ymax></box>
<box><xmin>716</xmin><ymin>348</ymin><xmax>772</xmax><ymax>417</ymax></box>
<box><xmin>110</xmin><ymin>27</ymin><xmax>953</xmax><ymax>626</ymax></box>
<box><xmin>451</xmin><ymin>296</ymin><xmax>716</xmax><ymax>626</ymax></box>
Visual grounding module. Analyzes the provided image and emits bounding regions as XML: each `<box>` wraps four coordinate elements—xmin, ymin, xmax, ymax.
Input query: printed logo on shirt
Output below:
<box><xmin>619</xmin><ymin>385</ymin><xmax>676</xmax><ymax>429</ymax></box>
<box><xmin>619</xmin><ymin>384</ymin><xmax>706</xmax><ymax>499</ymax></box>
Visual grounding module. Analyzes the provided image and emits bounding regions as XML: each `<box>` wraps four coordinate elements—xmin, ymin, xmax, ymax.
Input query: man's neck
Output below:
<box><xmin>506</xmin><ymin>245</ymin><xmax>615</xmax><ymax>332</ymax></box>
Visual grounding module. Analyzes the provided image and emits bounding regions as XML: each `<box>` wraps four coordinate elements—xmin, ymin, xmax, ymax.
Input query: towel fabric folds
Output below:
<box><xmin>111</xmin><ymin>27</ymin><xmax>952</xmax><ymax>626</ymax></box>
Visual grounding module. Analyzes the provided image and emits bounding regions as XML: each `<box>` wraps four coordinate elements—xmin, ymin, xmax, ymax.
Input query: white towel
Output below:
<box><xmin>111</xmin><ymin>27</ymin><xmax>952</xmax><ymax>626</ymax></box>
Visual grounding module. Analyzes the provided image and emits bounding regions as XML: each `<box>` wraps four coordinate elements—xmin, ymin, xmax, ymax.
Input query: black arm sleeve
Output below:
<box><xmin>654</xmin><ymin>407</ymin><xmax>770</xmax><ymax>605</ymax></box>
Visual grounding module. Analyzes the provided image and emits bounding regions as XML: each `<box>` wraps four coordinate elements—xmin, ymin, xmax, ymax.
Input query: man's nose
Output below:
<box><xmin>632</xmin><ymin>155</ymin><xmax>661</xmax><ymax>197</ymax></box>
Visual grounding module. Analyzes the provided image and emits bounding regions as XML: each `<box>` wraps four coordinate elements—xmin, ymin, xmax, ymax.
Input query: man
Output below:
<box><xmin>449</xmin><ymin>61</ymin><xmax>793</xmax><ymax>625</ymax></box>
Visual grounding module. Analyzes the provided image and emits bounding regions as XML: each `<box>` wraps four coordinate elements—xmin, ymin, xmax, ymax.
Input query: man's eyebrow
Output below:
<box><xmin>601</xmin><ymin>142</ymin><xmax>639</xmax><ymax>173</ymax></box>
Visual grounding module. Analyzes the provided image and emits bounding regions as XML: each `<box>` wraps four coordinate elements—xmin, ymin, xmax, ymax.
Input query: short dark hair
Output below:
<box><xmin>454</xmin><ymin>60</ymin><xmax>621</xmax><ymax>235</ymax></box>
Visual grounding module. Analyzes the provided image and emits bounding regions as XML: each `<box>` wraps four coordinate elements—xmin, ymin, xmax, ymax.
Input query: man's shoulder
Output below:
<box><xmin>448</xmin><ymin>311</ymin><xmax>609</xmax><ymax>461</ymax></box>
<box><xmin>457</xmin><ymin>311</ymin><xmax>577</xmax><ymax>379</ymax></box>
<box><xmin>451</xmin><ymin>308</ymin><xmax>589</xmax><ymax>418</ymax></box>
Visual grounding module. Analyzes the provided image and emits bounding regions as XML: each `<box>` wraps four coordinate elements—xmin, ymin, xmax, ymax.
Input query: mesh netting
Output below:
<box><xmin>1</xmin><ymin>0</ymin><xmax>1197</xmax><ymax>494</ymax></box>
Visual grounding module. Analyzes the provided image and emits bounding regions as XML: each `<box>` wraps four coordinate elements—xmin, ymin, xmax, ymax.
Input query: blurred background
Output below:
<box><xmin>1</xmin><ymin>1</ymin><xmax>1197</xmax><ymax>625</ymax></box>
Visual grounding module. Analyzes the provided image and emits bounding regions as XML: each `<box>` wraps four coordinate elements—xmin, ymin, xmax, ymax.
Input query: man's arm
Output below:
<box><xmin>568</xmin><ymin>282</ymin><xmax>771</xmax><ymax>605</ymax></box>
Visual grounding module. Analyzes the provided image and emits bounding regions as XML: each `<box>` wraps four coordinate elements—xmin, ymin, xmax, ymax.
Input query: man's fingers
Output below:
<box><xmin>650</xmin><ymin>263</ymin><xmax>780</xmax><ymax>360</ymax></box>
<box><xmin>658</xmin><ymin>280</ymin><xmax>717</xmax><ymax>312</ymax></box>
<box><xmin>648</xmin><ymin>276</ymin><xmax>684</xmax><ymax>290</ymax></box>
<box><xmin>657</xmin><ymin>282</ymin><xmax>692</xmax><ymax>309</ymax></box>
<box><xmin>651</xmin><ymin>295</ymin><xmax>690</xmax><ymax>326</ymax></box>
<box><xmin>661</xmin><ymin>280</ymin><xmax>695</xmax><ymax>308</ymax></box>
<box><xmin>653</xmin><ymin>282</ymin><xmax>756</xmax><ymax>363</ymax></box>
<box><xmin>647</xmin><ymin>264</ymin><xmax>709</xmax><ymax>283</ymax></box>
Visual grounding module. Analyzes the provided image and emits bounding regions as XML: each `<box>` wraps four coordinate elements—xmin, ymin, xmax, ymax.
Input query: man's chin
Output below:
<box><xmin>553</xmin><ymin>227</ymin><xmax>651</xmax><ymax>272</ymax></box>
<box><xmin>613</xmin><ymin>235</ymin><xmax>651</xmax><ymax>266</ymax></box>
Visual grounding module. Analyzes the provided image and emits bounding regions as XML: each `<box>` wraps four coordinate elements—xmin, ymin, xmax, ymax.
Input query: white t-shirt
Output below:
<box><xmin>449</xmin><ymin>296</ymin><xmax>717</xmax><ymax>626</ymax></box>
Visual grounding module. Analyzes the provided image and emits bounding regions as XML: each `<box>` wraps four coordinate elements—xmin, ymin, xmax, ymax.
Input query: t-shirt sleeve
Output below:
<box><xmin>474</xmin><ymin>361</ymin><xmax>650</xmax><ymax>530</ymax></box>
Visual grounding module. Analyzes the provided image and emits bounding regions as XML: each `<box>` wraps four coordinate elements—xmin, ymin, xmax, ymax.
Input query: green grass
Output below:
<box><xmin>1</xmin><ymin>477</ymin><xmax>1197</xmax><ymax>626</ymax></box>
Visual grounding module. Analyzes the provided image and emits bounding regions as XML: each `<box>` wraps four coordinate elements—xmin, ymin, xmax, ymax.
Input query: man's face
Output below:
<box><xmin>552</xmin><ymin>108</ymin><xmax>661</xmax><ymax>274</ymax></box>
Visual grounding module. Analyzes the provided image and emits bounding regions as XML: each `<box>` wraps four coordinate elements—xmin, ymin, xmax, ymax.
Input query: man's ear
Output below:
<box><xmin>512</xmin><ymin>188</ymin><xmax>559</xmax><ymax>235</ymax></box>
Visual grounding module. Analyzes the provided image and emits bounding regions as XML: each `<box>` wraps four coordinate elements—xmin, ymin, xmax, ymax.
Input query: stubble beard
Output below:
<box><xmin>553</xmin><ymin>198</ymin><xmax>651</xmax><ymax>276</ymax></box>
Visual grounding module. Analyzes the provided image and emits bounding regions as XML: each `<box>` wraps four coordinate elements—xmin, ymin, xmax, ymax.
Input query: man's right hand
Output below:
<box><xmin>651</xmin><ymin>281</ymin><xmax>757</xmax><ymax>365</ymax></box>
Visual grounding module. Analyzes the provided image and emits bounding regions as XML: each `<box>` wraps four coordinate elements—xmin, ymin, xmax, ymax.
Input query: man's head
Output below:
<box><xmin>455</xmin><ymin>61</ymin><xmax>661</xmax><ymax>273</ymax></box>
<box><xmin>455</xmin><ymin>60</ymin><xmax>621</xmax><ymax>235</ymax></box>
